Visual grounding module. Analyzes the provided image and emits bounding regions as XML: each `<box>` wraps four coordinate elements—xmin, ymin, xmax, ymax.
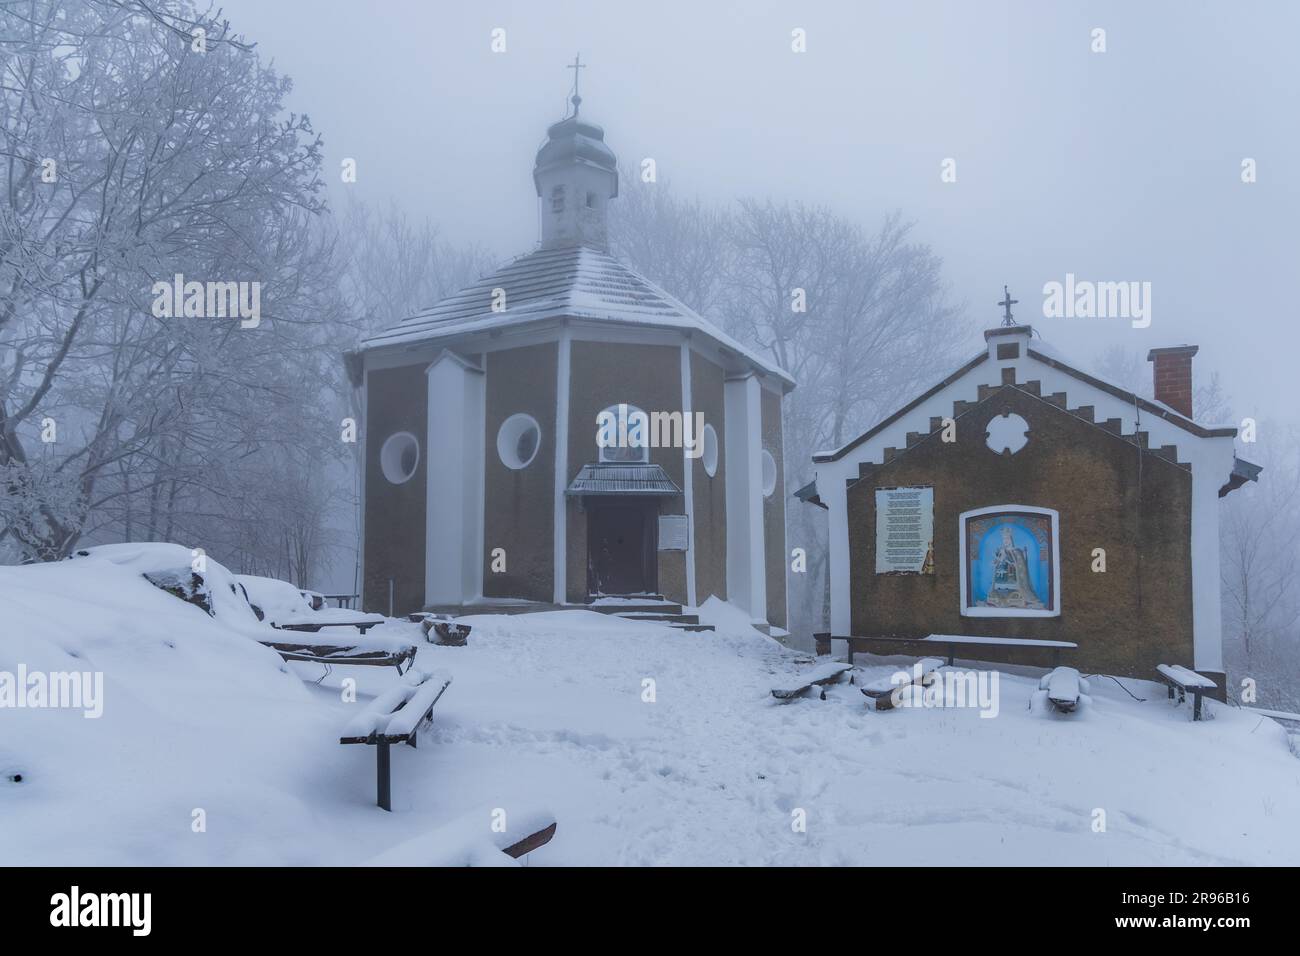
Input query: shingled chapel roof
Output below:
<box><xmin>358</xmin><ymin>242</ymin><xmax>795</xmax><ymax>390</ymax></box>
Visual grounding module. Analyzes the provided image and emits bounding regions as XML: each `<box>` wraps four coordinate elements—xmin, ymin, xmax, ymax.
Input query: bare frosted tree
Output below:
<box><xmin>609</xmin><ymin>181</ymin><xmax>965</xmax><ymax>637</ymax></box>
<box><xmin>1</xmin><ymin>0</ymin><xmax>338</xmax><ymax>566</ymax></box>
<box><xmin>336</xmin><ymin>196</ymin><xmax>496</xmax><ymax>338</ymax></box>
<box><xmin>608</xmin><ymin>170</ymin><xmax>733</xmax><ymax>319</ymax></box>
<box><xmin>726</xmin><ymin>203</ymin><xmax>965</xmax><ymax>637</ymax></box>
<box><xmin>1221</xmin><ymin>428</ymin><xmax>1300</xmax><ymax>711</ymax></box>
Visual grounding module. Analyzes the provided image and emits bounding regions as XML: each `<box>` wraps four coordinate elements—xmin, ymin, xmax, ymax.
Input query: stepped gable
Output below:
<box><xmin>848</xmin><ymin>375</ymin><xmax>1191</xmax><ymax>491</ymax></box>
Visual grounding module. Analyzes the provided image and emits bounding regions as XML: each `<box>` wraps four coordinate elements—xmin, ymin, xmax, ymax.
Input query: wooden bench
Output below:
<box><xmin>1039</xmin><ymin>666</ymin><xmax>1090</xmax><ymax>713</ymax></box>
<box><xmin>258</xmin><ymin>637</ymin><xmax>418</xmax><ymax>676</ymax></box>
<box><xmin>1156</xmin><ymin>664</ymin><xmax>1216</xmax><ymax>721</ymax></box>
<box><xmin>1240</xmin><ymin>706</ymin><xmax>1300</xmax><ymax>724</ymax></box>
<box><xmin>503</xmin><ymin>821</ymin><xmax>558</xmax><ymax>859</ymax></box>
<box><xmin>838</xmin><ymin>633</ymin><xmax>1077</xmax><ymax>667</ymax></box>
<box><xmin>340</xmin><ymin>669</ymin><xmax>453</xmax><ymax>811</ymax></box>
<box><xmin>363</xmin><ymin>808</ymin><xmax>557</xmax><ymax>866</ymax></box>
<box><xmin>860</xmin><ymin>657</ymin><xmax>944</xmax><ymax>711</ymax></box>
<box><xmin>275</xmin><ymin>618</ymin><xmax>383</xmax><ymax>636</ymax></box>
<box><xmin>771</xmin><ymin>662</ymin><xmax>854</xmax><ymax>701</ymax></box>
<box><xmin>923</xmin><ymin>634</ymin><xmax>1078</xmax><ymax>666</ymax></box>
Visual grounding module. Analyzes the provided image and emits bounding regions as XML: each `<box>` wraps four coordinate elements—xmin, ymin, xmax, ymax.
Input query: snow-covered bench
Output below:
<box><xmin>1156</xmin><ymin>664</ymin><xmax>1216</xmax><ymax>721</ymax></box>
<box><xmin>237</xmin><ymin>574</ymin><xmax>384</xmax><ymax>633</ymax></box>
<box><xmin>860</xmin><ymin>657</ymin><xmax>944</xmax><ymax>711</ymax></box>
<box><xmin>273</xmin><ymin>615</ymin><xmax>385</xmax><ymax>636</ymax></box>
<box><xmin>363</xmin><ymin>807</ymin><xmax>557</xmax><ymax>866</ymax></box>
<box><xmin>771</xmin><ymin>661</ymin><xmax>854</xmax><ymax>701</ymax></box>
<box><xmin>1039</xmin><ymin>666</ymin><xmax>1090</xmax><ymax>713</ymax></box>
<box><xmin>340</xmin><ymin>669</ymin><xmax>453</xmax><ymax>811</ymax></box>
<box><xmin>258</xmin><ymin>636</ymin><xmax>418</xmax><ymax>676</ymax></box>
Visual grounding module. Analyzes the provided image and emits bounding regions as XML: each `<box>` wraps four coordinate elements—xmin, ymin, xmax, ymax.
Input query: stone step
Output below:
<box><xmin>591</xmin><ymin>602</ymin><xmax>683</xmax><ymax>616</ymax></box>
<box><xmin>620</xmin><ymin>612</ymin><xmax>701</xmax><ymax>625</ymax></box>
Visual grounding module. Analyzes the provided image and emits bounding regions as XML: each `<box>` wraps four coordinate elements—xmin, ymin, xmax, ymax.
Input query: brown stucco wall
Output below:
<box><xmin>762</xmin><ymin>386</ymin><xmax>788</xmax><ymax>629</ymax></box>
<box><xmin>363</xmin><ymin>363</ymin><xmax>428</xmax><ymax>616</ymax></box>
<box><xmin>565</xmin><ymin>340</ymin><xmax>686</xmax><ymax>602</ymax></box>
<box><xmin>847</xmin><ymin>385</ymin><xmax>1194</xmax><ymax>678</ymax></box>
<box><xmin>690</xmin><ymin>350</ymin><xmax>727</xmax><ymax>603</ymax></box>
<box><xmin>483</xmin><ymin>343</ymin><xmax>557</xmax><ymax>602</ymax></box>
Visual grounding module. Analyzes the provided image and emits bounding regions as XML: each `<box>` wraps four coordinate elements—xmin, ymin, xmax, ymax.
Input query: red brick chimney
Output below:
<box><xmin>1146</xmin><ymin>345</ymin><xmax>1198</xmax><ymax>418</ymax></box>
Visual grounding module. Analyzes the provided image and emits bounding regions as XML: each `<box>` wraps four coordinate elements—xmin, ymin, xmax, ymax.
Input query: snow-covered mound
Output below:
<box><xmin>0</xmin><ymin>550</ymin><xmax>327</xmax><ymax>864</ymax></box>
<box><xmin>235</xmin><ymin>573</ymin><xmax>315</xmax><ymax>623</ymax></box>
<box><xmin>2</xmin><ymin>572</ymin><xmax>1298</xmax><ymax>865</ymax></box>
<box><xmin>68</xmin><ymin>542</ymin><xmax>262</xmax><ymax>630</ymax></box>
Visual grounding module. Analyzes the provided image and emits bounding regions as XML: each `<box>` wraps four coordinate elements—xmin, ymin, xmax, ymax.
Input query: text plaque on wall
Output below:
<box><xmin>875</xmin><ymin>486</ymin><xmax>935</xmax><ymax>574</ymax></box>
<box><xmin>658</xmin><ymin>514</ymin><xmax>689</xmax><ymax>551</ymax></box>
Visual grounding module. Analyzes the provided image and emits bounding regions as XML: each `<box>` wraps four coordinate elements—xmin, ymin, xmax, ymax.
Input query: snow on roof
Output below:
<box><xmin>565</xmin><ymin>462</ymin><xmax>681</xmax><ymax>496</ymax></box>
<box><xmin>359</xmin><ymin>243</ymin><xmax>794</xmax><ymax>387</ymax></box>
<box><xmin>813</xmin><ymin>327</ymin><xmax>1236</xmax><ymax>463</ymax></box>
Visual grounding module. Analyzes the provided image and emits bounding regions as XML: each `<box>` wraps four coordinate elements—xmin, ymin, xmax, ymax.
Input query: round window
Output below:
<box><xmin>761</xmin><ymin>449</ymin><xmax>778</xmax><ymax>498</ymax></box>
<box><xmin>380</xmin><ymin>431</ymin><xmax>420</xmax><ymax>485</ymax></box>
<box><xmin>498</xmin><ymin>413</ymin><xmax>541</xmax><ymax>470</ymax></box>
<box><xmin>701</xmin><ymin>424</ymin><xmax>719</xmax><ymax>478</ymax></box>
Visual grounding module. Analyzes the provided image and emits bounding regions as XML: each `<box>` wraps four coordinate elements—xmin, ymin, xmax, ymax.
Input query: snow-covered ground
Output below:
<box><xmin>2</xmin><ymin>555</ymin><xmax>1298</xmax><ymax>866</ymax></box>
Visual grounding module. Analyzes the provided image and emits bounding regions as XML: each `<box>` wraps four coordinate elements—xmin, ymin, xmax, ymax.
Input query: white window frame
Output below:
<box><xmin>958</xmin><ymin>504</ymin><xmax>1061</xmax><ymax>618</ymax></box>
<box><xmin>379</xmin><ymin>431</ymin><xmax>420</xmax><ymax>485</ymax></box>
<box><xmin>597</xmin><ymin>403</ymin><xmax>650</xmax><ymax>464</ymax></box>
<box><xmin>497</xmin><ymin>413</ymin><xmax>542</xmax><ymax>470</ymax></box>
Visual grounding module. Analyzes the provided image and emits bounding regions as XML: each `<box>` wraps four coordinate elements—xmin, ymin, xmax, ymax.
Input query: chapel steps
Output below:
<box><xmin>589</xmin><ymin>598</ymin><xmax>715</xmax><ymax>632</ymax></box>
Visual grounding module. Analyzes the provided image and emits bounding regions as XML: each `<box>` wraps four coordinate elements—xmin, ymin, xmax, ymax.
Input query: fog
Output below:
<box><xmin>216</xmin><ymin>0</ymin><xmax>1297</xmax><ymax>427</ymax></box>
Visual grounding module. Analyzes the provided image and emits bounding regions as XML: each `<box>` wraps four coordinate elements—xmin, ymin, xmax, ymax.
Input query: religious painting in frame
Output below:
<box><xmin>959</xmin><ymin>505</ymin><xmax>1060</xmax><ymax>618</ymax></box>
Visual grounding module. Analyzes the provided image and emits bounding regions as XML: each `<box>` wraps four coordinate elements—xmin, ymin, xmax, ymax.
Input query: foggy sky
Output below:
<box><xmin>222</xmin><ymin>0</ymin><xmax>1299</xmax><ymax>429</ymax></box>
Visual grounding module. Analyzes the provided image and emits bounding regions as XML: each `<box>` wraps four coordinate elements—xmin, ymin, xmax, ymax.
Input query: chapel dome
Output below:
<box><xmin>532</xmin><ymin>112</ymin><xmax>619</xmax><ymax>197</ymax></box>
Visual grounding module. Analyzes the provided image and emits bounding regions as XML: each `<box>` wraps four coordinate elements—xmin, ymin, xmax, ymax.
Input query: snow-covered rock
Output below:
<box><xmin>68</xmin><ymin>542</ymin><xmax>261</xmax><ymax>629</ymax></box>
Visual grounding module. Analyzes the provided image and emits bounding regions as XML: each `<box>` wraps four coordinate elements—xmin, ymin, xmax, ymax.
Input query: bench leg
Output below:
<box><xmin>1193</xmin><ymin>691</ymin><xmax>1203</xmax><ymax>722</ymax></box>
<box><xmin>377</xmin><ymin>740</ymin><xmax>392</xmax><ymax>811</ymax></box>
<box><xmin>947</xmin><ymin>644</ymin><xmax>955</xmax><ymax>667</ymax></box>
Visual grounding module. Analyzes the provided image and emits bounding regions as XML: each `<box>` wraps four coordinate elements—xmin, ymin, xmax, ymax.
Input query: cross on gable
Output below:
<box><xmin>998</xmin><ymin>285</ymin><xmax>1019</xmax><ymax>326</ymax></box>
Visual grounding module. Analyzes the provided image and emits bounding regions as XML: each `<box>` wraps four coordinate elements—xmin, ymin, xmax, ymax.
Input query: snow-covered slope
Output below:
<box><xmin>2</xmin><ymin>559</ymin><xmax>1297</xmax><ymax>865</ymax></box>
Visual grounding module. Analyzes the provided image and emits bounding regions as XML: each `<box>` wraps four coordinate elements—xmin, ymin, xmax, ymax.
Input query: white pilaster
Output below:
<box><xmin>1190</xmin><ymin>446</ymin><xmax>1233</xmax><ymax>673</ymax></box>
<box><xmin>425</xmin><ymin>351</ymin><xmax>485</xmax><ymax>606</ymax></box>
<box><xmin>725</xmin><ymin>373</ymin><xmax>766</xmax><ymax>620</ymax></box>
<box><xmin>553</xmin><ymin>330</ymin><xmax>571</xmax><ymax>605</ymax></box>
<box><xmin>680</xmin><ymin>342</ymin><xmax>697</xmax><ymax>607</ymax></box>
<box><xmin>820</xmin><ymin>468</ymin><xmax>852</xmax><ymax>647</ymax></box>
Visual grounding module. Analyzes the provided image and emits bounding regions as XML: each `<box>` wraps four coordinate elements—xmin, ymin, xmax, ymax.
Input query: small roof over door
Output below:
<box><xmin>566</xmin><ymin>463</ymin><xmax>681</xmax><ymax>496</ymax></box>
